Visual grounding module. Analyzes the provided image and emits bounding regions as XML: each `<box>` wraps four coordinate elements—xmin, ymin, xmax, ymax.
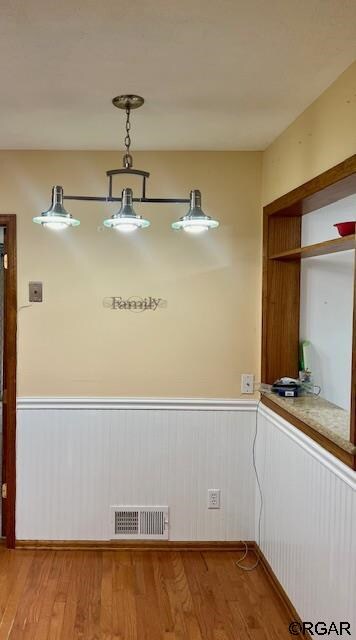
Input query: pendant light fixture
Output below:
<box><xmin>103</xmin><ymin>188</ymin><xmax>150</xmax><ymax>232</ymax></box>
<box><xmin>33</xmin><ymin>185</ymin><xmax>80</xmax><ymax>230</ymax></box>
<box><xmin>34</xmin><ymin>95</ymin><xmax>219</xmax><ymax>234</ymax></box>
<box><xmin>172</xmin><ymin>190</ymin><xmax>219</xmax><ymax>233</ymax></box>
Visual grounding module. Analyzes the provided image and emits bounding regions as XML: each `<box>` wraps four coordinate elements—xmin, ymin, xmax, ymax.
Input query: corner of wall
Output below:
<box><xmin>262</xmin><ymin>61</ymin><xmax>356</xmax><ymax>205</ymax></box>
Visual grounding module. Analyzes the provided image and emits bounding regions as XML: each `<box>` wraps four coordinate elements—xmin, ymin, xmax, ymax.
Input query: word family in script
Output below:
<box><xmin>103</xmin><ymin>296</ymin><xmax>167</xmax><ymax>312</ymax></box>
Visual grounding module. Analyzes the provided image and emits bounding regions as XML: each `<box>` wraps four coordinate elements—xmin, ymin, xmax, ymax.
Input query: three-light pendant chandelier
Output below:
<box><xmin>33</xmin><ymin>95</ymin><xmax>219</xmax><ymax>234</ymax></box>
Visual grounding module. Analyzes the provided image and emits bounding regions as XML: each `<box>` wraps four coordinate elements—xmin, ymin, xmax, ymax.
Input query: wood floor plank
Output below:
<box><xmin>183</xmin><ymin>551</ymin><xmax>231</xmax><ymax>640</ymax></box>
<box><xmin>25</xmin><ymin>551</ymin><xmax>64</xmax><ymax>640</ymax></box>
<box><xmin>0</xmin><ymin>551</ymin><xmax>33</xmax><ymax>638</ymax></box>
<box><xmin>164</xmin><ymin>552</ymin><xmax>202</xmax><ymax>640</ymax></box>
<box><xmin>82</xmin><ymin>551</ymin><xmax>102</xmax><ymax>640</ymax></box>
<box><xmin>47</xmin><ymin>551</ymin><xmax>74</xmax><ymax>640</ymax></box>
<box><xmin>112</xmin><ymin>551</ymin><xmax>138</xmax><ymax>640</ymax></box>
<box><xmin>0</xmin><ymin>549</ymin><xmax>293</xmax><ymax>639</ymax></box>
<box><xmin>99</xmin><ymin>551</ymin><xmax>113</xmax><ymax>640</ymax></box>
<box><xmin>135</xmin><ymin>552</ymin><xmax>165</xmax><ymax>640</ymax></box>
<box><xmin>152</xmin><ymin>552</ymin><xmax>175</xmax><ymax>634</ymax></box>
<box><xmin>58</xmin><ymin>551</ymin><xmax>83</xmax><ymax>639</ymax></box>
<box><xmin>9</xmin><ymin>550</ymin><xmax>54</xmax><ymax>639</ymax></box>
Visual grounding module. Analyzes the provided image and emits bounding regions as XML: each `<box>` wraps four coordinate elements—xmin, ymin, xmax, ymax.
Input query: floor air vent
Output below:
<box><xmin>111</xmin><ymin>506</ymin><xmax>169</xmax><ymax>539</ymax></box>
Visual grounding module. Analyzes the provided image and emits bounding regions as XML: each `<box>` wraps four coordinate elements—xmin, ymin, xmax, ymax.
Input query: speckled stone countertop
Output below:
<box><xmin>263</xmin><ymin>393</ymin><xmax>356</xmax><ymax>455</ymax></box>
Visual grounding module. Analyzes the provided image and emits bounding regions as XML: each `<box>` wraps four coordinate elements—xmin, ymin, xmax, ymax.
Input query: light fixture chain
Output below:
<box><xmin>125</xmin><ymin>107</ymin><xmax>131</xmax><ymax>153</ymax></box>
<box><xmin>123</xmin><ymin>106</ymin><xmax>133</xmax><ymax>168</ymax></box>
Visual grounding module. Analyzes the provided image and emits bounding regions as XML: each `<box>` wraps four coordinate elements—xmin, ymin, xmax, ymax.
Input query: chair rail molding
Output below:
<box><xmin>17</xmin><ymin>397</ymin><xmax>257</xmax><ymax>411</ymax></box>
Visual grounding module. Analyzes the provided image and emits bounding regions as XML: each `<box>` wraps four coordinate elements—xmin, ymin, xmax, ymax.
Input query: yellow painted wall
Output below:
<box><xmin>0</xmin><ymin>150</ymin><xmax>262</xmax><ymax>397</ymax></box>
<box><xmin>2</xmin><ymin>64</ymin><xmax>355</xmax><ymax>398</ymax></box>
<box><xmin>263</xmin><ymin>61</ymin><xmax>356</xmax><ymax>204</ymax></box>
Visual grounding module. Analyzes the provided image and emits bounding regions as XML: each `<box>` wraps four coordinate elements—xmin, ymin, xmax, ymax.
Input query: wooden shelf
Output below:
<box><xmin>269</xmin><ymin>234</ymin><xmax>355</xmax><ymax>261</ymax></box>
<box><xmin>262</xmin><ymin>156</ymin><xmax>356</xmax><ymax>468</ymax></box>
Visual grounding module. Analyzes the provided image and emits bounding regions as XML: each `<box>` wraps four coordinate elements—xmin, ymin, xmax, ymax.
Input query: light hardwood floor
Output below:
<box><xmin>0</xmin><ymin>548</ymin><xmax>293</xmax><ymax>639</ymax></box>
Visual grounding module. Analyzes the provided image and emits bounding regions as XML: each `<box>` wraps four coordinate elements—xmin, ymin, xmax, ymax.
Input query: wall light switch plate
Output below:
<box><xmin>208</xmin><ymin>489</ymin><xmax>221</xmax><ymax>509</ymax></box>
<box><xmin>29</xmin><ymin>281</ymin><xmax>43</xmax><ymax>302</ymax></box>
<box><xmin>241</xmin><ymin>373</ymin><xmax>254</xmax><ymax>394</ymax></box>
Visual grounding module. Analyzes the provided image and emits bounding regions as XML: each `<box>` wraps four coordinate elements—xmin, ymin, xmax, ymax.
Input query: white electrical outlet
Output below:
<box><xmin>241</xmin><ymin>373</ymin><xmax>254</xmax><ymax>394</ymax></box>
<box><xmin>208</xmin><ymin>489</ymin><xmax>221</xmax><ymax>509</ymax></box>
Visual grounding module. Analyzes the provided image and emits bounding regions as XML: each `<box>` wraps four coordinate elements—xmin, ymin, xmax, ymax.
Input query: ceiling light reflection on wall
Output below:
<box><xmin>33</xmin><ymin>95</ymin><xmax>219</xmax><ymax>234</ymax></box>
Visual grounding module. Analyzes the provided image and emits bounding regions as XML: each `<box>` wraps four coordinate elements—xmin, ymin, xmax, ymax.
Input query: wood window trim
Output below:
<box><xmin>0</xmin><ymin>214</ymin><xmax>17</xmax><ymax>547</ymax></box>
<box><xmin>262</xmin><ymin>155</ymin><xmax>356</xmax><ymax>470</ymax></box>
<box><xmin>264</xmin><ymin>155</ymin><xmax>356</xmax><ymax>218</ymax></box>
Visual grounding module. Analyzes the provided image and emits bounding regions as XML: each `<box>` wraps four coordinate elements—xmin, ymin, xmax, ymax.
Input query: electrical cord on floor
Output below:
<box><xmin>236</xmin><ymin>397</ymin><xmax>263</xmax><ymax>571</ymax></box>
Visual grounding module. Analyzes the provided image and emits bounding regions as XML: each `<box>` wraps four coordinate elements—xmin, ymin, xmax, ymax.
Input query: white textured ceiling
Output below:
<box><xmin>0</xmin><ymin>0</ymin><xmax>355</xmax><ymax>150</ymax></box>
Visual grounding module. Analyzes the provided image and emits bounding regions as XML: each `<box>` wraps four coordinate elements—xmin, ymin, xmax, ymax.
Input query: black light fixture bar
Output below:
<box><xmin>64</xmin><ymin>165</ymin><xmax>190</xmax><ymax>204</ymax></box>
<box><xmin>106</xmin><ymin>168</ymin><xmax>150</xmax><ymax>177</ymax></box>
<box><xmin>62</xmin><ymin>164</ymin><xmax>190</xmax><ymax>204</ymax></box>
<box><xmin>63</xmin><ymin>195</ymin><xmax>190</xmax><ymax>203</ymax></box>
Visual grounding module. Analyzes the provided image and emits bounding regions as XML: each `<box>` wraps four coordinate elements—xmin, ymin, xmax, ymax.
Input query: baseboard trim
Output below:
<box><xmin>16</xmin><ymin>539</ymin><xmax>255</xmax><ymax>551</ymax></box>
<box><xmin>255</xmin><ymin>543</ymin><xmax>311</xmax><ymax>640</ymax></box>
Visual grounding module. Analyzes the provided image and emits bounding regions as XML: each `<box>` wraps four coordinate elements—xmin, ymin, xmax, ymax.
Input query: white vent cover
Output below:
<box><xmin>110</xmin><ymin>506</ymin><xmax>169</xmax><ymax>539</ymax></box>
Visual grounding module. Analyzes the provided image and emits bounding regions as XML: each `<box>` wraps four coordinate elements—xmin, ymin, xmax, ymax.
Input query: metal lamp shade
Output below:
<box><xmin>103</xmin><ymin>188</ymin><xmax>150</xmax><ymax>231</ymax></box>
<box><xmin>171</xmin><ymin>190</ymin><xmax>219</xmax><ymax>232</ymax></box>
<box><xmin>33</xmin><ymin>186</ymin><xmax>80</xmax><ymax>229</ymax></box>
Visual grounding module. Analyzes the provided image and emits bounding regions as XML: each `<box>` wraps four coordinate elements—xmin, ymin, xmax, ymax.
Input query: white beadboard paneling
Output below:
<box><xmin>16</xmin><ymin>399</ymin><xmax>256</xmax><ymax>541</ymax></box>
<box><xmin>257</xmin><ymin>404</ymin><xmax>356</xmax><ymax>635</ymax></box>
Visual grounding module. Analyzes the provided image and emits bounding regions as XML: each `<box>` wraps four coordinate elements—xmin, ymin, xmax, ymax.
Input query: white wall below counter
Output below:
<box><xmin>257</xmin><ymin>403</ymin><xmax>356</xmax><ymax>635</ymax></box>
<box><xmin>16</xmin><ymin>398</ymin><xmax>256</xmax><ymax>542</ymax></box>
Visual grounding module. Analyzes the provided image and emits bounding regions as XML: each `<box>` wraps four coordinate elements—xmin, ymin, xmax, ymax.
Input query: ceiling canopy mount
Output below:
<box><xmin>112</xmin><ymin>94</ymin><xmax>145</xmax><ymax>110</ymax></box>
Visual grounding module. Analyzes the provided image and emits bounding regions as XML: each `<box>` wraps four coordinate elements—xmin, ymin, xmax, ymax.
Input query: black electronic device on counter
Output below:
<box><xmin>272</xmin><ymin>377</ymin><xmax>301</xmax><ymax>397</ymax></box>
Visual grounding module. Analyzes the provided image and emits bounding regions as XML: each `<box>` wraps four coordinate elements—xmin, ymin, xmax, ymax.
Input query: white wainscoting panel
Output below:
<box><xmin>257</xmin><ymin>404</ymin><xmax>356</xmax><ymax>634</ymax></box>
<box><xmin>16</xmin><ymin>398</ymin><xmax>256</xmax><ymax>541</ymax></box>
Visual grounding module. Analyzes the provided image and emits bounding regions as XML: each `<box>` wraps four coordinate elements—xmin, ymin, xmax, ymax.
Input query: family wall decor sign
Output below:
<box><xmin>103</xmin><ymin>297</ymin><xmax>167</xmax><ymax>312</ymax></box>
